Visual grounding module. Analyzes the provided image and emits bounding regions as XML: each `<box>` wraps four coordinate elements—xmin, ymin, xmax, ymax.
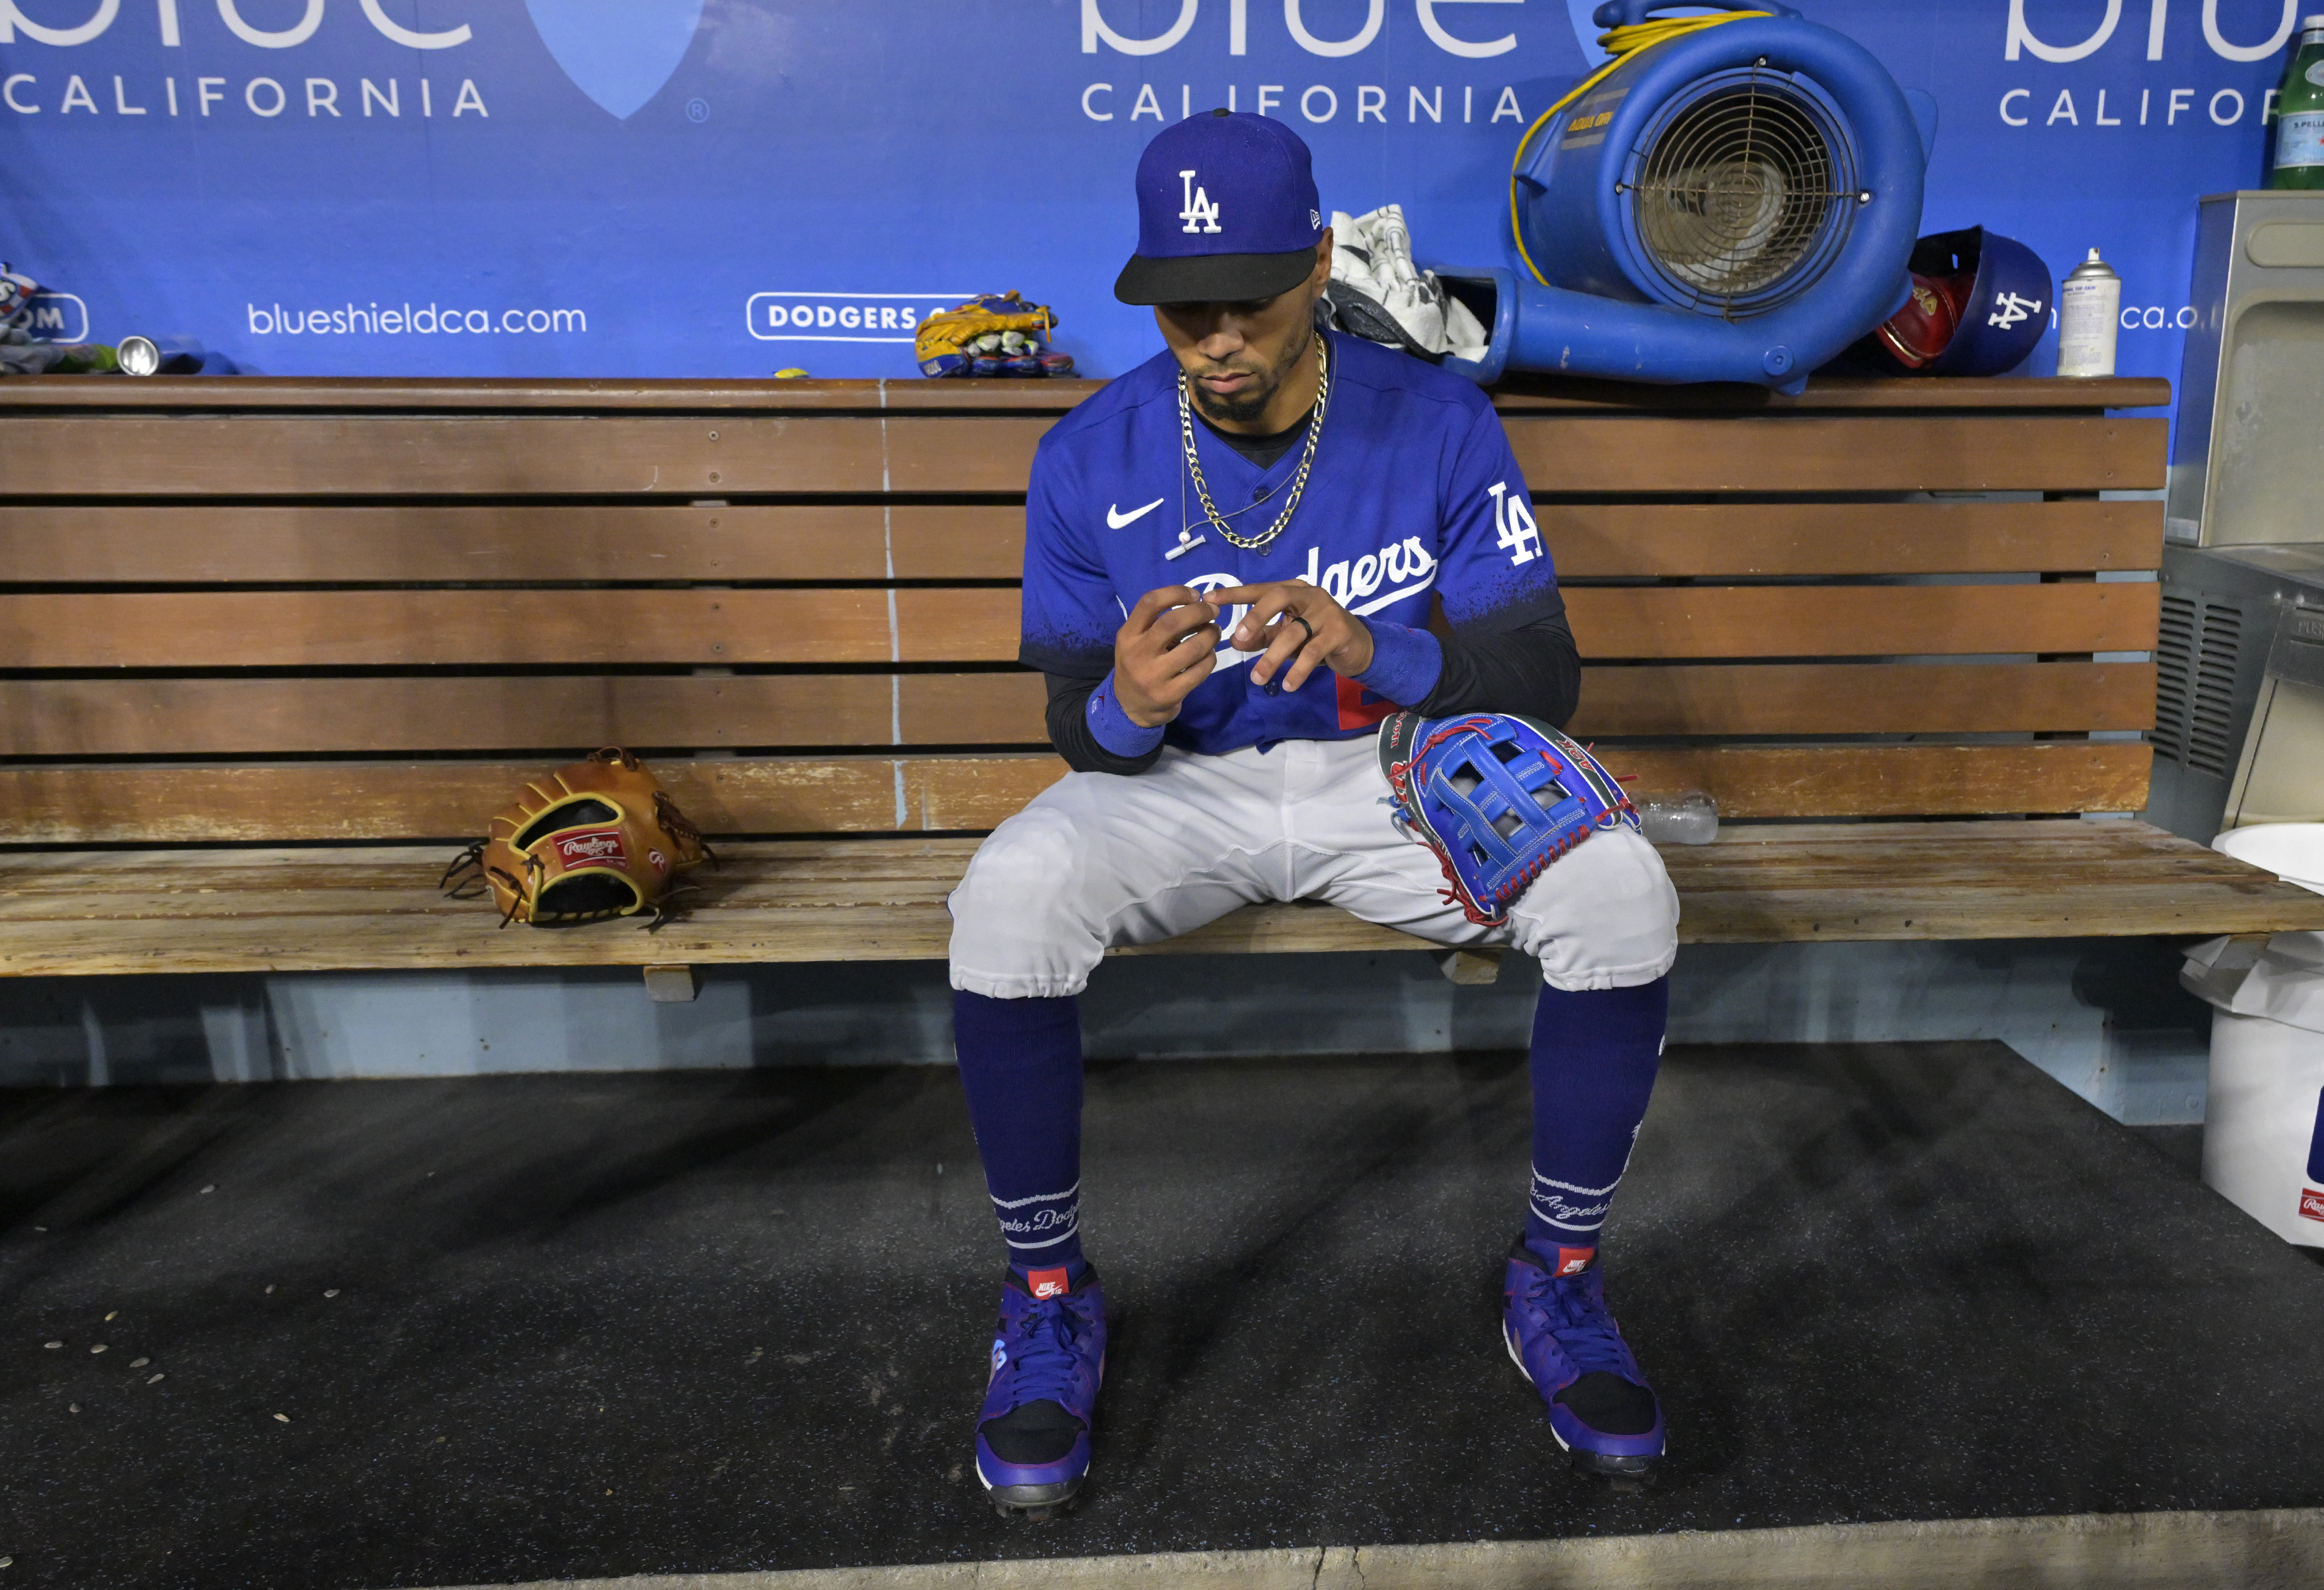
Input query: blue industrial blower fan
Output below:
<box><xmin>1436</xmin><ymin>1</ymin><xmax>1928</xmax><ymax>392</ymax></box>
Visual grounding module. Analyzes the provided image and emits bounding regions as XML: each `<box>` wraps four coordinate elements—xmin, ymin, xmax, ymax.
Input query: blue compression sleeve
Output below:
<box><xmin>1354</xmin><ymin>621</ymin><xmax>1444</xmax><ymax>710</ymax></box>
<box><xmin>1086</xmin><ymin>671</ymin><xmax>1166</xmax><ymax>760</ymax></box>
<box><xmin>1523</xmin><ymin>977</ymin><xmax>1669</xmax><ymax>1262</ymax></box>
<box><xmin>953</xmin><ymin>989</ymin><xmax>1088</xmax><ymax>1273</ymax></box>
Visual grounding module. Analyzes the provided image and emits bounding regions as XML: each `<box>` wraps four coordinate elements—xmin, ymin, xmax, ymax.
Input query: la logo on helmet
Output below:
<box><xmin>1178</xmin><ymin>170</ymin><xmax>1222</xmax><ymax>235</ymax></box>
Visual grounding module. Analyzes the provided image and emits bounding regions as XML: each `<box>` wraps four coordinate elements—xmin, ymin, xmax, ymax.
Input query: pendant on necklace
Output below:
<box><xmin>1163</xmin><ymin>529</ymin><xmax>1205</xmax><ymax>562</ymax></box>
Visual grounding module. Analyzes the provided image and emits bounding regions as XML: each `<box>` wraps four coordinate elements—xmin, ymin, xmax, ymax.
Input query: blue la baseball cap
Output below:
<box><xmin>1919</xmin><ymin>227</ymin><xmax>2054</xmax><ymax>377</ymax></box>
<box><xmin>1114</xmin><ymin>110</ymin><xmax>1325</xmax><ymax>306</ymax></box>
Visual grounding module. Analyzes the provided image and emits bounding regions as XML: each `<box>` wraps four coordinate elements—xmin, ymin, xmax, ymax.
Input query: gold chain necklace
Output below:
<box><xmin>1177</xmin><ymin>335</ymin><xmax>1331</xmax><ymax>555</ymax></box>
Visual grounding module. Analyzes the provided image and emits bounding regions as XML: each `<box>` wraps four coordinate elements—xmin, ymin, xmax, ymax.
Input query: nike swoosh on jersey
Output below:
<box><xmin>1107</xmin><ymin>497</ymin><xmax>1166</xmax><ymax>529</ymax></box>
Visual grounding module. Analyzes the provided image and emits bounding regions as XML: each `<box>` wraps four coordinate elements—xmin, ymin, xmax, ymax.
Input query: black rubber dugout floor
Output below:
<box><xmin>2</xmin><ymin>1041</ymin><xmax>2321</xmax><ymax>1590</ymax></box>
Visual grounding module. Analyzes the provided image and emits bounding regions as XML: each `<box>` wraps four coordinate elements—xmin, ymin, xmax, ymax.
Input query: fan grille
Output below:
<box><xmin>1628</xmin><ymin>76</ymin><xmax>1858</xmax><ymax>316</ymax></box>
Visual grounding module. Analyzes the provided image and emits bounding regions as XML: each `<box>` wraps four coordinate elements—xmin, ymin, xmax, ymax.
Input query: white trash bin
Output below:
<box><xmin>2181</xmin><ymin>824</ymin><xmax>2324</xmax><ymax>1248</ymax></box>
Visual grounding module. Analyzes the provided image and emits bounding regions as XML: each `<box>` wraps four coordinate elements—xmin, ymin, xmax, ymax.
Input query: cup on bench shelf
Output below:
<box><xmin>1635</xmin><ymin>791</ymin><xmax>1719</xmax><ymax>847</ymax></box>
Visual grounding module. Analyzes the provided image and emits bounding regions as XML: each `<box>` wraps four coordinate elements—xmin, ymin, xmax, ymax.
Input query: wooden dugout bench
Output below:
<box><xmin>4</xmin><ymin>372</ymin><xmax>2323</xmax><ymax>996</ymax></box>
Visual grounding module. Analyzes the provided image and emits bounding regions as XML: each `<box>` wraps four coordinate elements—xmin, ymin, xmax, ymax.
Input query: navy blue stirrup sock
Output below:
<box><xmin>1523</xmin><ymin>976</ymin><xmax>1669</xmax><ymax>1268</ymax></box>
<box><xmin>952</xmin><ymin>989</ymin><xmax>1088</xmax><ymax>1278</ymax></box>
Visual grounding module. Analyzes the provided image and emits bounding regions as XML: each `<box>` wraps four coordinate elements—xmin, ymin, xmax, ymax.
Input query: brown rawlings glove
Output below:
<box><xmin>441</xmin><ymin>748</ymin><xmax>712</xmax><ymax>928</ymax></box>
<box><xmin>915</xmin><ymin>290</ymin><xmax>1057</xmax><ymax>376</ymax></box>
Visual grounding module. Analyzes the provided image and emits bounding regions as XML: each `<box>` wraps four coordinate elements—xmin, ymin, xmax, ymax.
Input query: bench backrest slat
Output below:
<box><xmin>0</xmin><ymin>675</ymin><xmax>1046</xmax><ymax>758</ymax></box>
<box><xmin>1546</xmin><ymin>500</ymin><xmax>2155</xmax><ymax>577</ymax></box>
<box><xmin>0</xmin><ymin>504</ymin><xmax>1025</xmax><ymax>583</ymax></box>
<box><xmin>5</xmin><ymin>414</ymin><xmax>2164</xmax><ymax>499</ymax></box>
<box><xmin>0</xmin><ymin>744</ymin><xmax>2157</xmax><ymax>845</ymax></box>
<box><xmin>0</xmin><ymin>661</ymin><xmax>2152</xmax><ymax>758</ymax></box>
<box><xmin>1568</xmin><ymin>583</ymin><xmax>2156</xmax><ymax>659</ymax></box>
<box><xmin>1506</xmin><ymin>416</ymin><xmax>2162</xmax><ymax>494</ymax></box>
<box><xmin>1579</xmin><ymin>661</ymin><xmax>2154</xmax><ymax>737</ymax></box>
<box><xmin>0</xmin><ymin>582</ymin><xmax>2152</xmax><ymax>670</ymax></box>
<box><xmin>0</xmin><ymin>498</ymin><xmax>2150</xmax><ymax>583</ymax></box>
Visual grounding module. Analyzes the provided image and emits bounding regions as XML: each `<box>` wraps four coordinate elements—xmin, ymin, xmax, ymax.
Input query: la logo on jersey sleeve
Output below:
<box><xmin>1487</xmin><ymin>483</ymin><xmax>1542</xmax><ymax>566</ymax></box>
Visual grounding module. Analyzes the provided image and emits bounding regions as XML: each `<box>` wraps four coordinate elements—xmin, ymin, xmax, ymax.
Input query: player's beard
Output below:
<box><xmin>1186</xmin><ymin>323</ymin><xmax>1313</xmax><ymax>428</ymax></box>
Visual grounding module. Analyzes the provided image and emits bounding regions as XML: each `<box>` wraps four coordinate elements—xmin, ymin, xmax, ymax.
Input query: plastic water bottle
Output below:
<box><xmin>2270</xmin><ymin>15</ymin><xmax>2324</xmax><ymax>189</ymax></box>
<box><xmin>1636</xmin><ymin>791</ymin><xmax>1718</xmax><ymax>846</ymax></box>
<box><xmin>2057</xmin><ymin>251</ymin><xmax>2121</xmax><ymax>379</ymax></box>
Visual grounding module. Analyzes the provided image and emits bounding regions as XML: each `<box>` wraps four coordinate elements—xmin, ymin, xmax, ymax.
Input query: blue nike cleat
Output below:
<box><xmin>974</xmin><ymin>1262</ymin><xmax>1106</xmax><ymax>1518</ymax></box>
<box><xmin>1502</xmin><ymin>1239</ymin><xmax>1664</xmax><ymax>1482</ymax></box>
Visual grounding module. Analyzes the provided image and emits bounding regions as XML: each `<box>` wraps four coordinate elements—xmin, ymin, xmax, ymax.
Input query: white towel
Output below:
<box><xmin>1328</xmin><ymin>203</ymin><xmax>1489</xmax><ymax>363</ymax></box>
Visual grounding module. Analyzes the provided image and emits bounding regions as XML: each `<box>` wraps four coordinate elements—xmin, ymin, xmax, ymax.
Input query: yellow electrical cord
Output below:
<box><xmin>1509</xmin><ymin>10</ymin><xmax>1773</xmax><ymax>287</ymax></box>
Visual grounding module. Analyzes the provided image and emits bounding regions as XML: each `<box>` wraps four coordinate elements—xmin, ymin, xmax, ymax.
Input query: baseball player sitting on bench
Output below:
<box><xmin>947</xmin><ymin>111</ymin><xmax>1681</xmax><ymax>1516</ymax></box>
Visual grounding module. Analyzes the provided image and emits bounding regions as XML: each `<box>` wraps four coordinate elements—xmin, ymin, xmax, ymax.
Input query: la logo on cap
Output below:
<box><xmin>1178</xmin><ymin>170</ymin><xmax>1222</xmax><ymax>235</ymax></box>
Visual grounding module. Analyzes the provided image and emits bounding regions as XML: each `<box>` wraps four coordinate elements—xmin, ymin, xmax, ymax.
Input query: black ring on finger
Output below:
<box><xmin>1290</xmin><ymin>614</ymin><xmax>1317</xmax><ymax>644</ymax></box>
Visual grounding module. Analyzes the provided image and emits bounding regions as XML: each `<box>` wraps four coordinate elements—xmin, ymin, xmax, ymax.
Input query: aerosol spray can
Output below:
<box><xmin>115</xmin><ymin>334</ymin><xmax>205</xmax><ymax>376</ymax></box>
<box><xmin>2057</xmin><ymin>249</ymin><xmax>2122</xmax><ymax>379</ymax></box>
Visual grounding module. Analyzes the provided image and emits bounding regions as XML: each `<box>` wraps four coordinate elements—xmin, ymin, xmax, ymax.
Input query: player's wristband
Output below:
<box><xmin>1353</xmin><ymin>622</ymin><xmax>1444</xmax><ymax>708</ymax></box>
<box><xmin>1087</xmin><ymin>671</ymin><xmax>1167</xmax><ymax>759</ymax></box>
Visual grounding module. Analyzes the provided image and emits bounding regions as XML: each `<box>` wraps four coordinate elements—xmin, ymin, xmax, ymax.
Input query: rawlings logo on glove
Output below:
<box><xmin>441</xmin><ymin>748</ymin><xmax>713</xmax><ymax>928</ymax></box>
<box><xmin>1377</xmin><ymin>711</ymin><xmax>1636</xmax><ymax>927</ymax></box>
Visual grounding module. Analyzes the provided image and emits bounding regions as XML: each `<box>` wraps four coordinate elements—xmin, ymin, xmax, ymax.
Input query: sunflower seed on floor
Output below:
<box><xmin>147</xmin><ymin>1375</ymin><xmax>164</xmax><ymax>1384</ymax></box>
<box><xmin>273</xmin><ymin>1413</ymin><xmax>288</xmax><ymax>1423</ymax></box>
<box><xmin>130</xmin><ymin>1358</ymin><xmax>149</xmax><ymax>1368</ymax></box>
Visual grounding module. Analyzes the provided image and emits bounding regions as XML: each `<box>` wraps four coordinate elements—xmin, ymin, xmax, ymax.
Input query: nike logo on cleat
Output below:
<box><xmin>1106</xmin><ymin>498</ymin><xmax>1165</xmax><ymax>529</ymax></box>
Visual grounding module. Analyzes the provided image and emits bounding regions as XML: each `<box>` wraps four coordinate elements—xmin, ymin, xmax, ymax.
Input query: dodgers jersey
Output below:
<box><xmin>1020</xmin><ymin>331</ymin><xmax>1563</xmax><ymax>756</ymax></box>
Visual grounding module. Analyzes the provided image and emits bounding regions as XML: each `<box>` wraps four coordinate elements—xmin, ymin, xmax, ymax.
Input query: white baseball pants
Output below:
<box><xmin>948</xmin><ymin>734</ymin><xmax>1680</xmax><ymax>999</ymax></box>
